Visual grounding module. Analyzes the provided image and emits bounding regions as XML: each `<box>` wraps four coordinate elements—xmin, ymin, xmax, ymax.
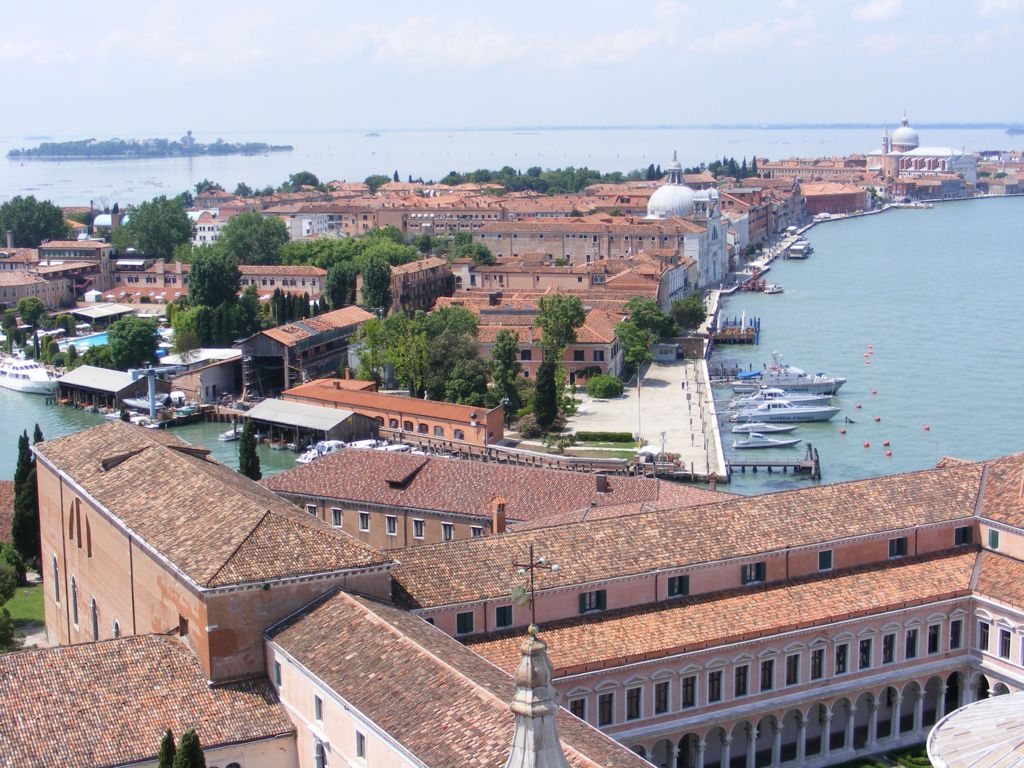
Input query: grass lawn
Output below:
<box><xmin>564</xmin><ymin>448</ymin><xmax>638</xmax><ymax>460</ymax></box>
<box><xmin>3</xmin><ymin>583</ymin><xmax>44</xmax><ymax>627</ymax></box>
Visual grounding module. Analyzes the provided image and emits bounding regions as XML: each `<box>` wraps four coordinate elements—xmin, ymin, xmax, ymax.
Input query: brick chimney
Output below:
<box><xmin>595</xmin><ymin>473</ymin><xmax>609</xmax><ymax>494</ymax></box>
<box><xmin>491</xmin><ymin>497</ymin><xmax>507</xmax><ymax>534</ymax></box>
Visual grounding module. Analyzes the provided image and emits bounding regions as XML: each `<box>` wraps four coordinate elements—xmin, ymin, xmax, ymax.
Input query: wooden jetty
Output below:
<box><xmin>727</xmin><ymin>444</ymin><xmax>821</xmax><ymax>480</ymax></box>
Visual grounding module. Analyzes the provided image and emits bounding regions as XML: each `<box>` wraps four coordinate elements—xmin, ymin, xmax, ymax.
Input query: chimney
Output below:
<box><xmin>492</xmin><ymin>497</ymin><xmax>507</xmax><ymax>534</ymax></box>
<box><xmin>595</xmin><ymin>473</ymin><xmax>609</xmax><ymax>494</ymax></box>
<box><xmin>4</xmin><ymin>230</ymin><xmax>12</xmax><ymax>249</ymax></box>
<box><xmin>333</xmin><ymin>380</ymin><xmax>341</xmax><ymax>390</ymax></box>
<box><xmin>488</xmin><ymin>291</ymin><xmax>499</xmax><ymax>306</ymax></box>
<box><xmin>502</xmin><ymin>628</ymin><xmax>571</xmax><ymax>768</ymax></box>
<box><xmin>708</xmin><ymin>471</ymin><xmax>718</xmax><ymax>492</ymax></box>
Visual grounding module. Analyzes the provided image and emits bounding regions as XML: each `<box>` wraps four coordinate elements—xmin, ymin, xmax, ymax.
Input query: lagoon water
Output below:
<box><xmin>716</xmin><ymin>196</ymin><xmax>1024</xmax><ymax>494</ymax></box>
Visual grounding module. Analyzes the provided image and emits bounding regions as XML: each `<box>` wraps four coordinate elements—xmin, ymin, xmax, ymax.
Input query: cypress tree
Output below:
<box><xmin>238</xmin><ymin>420</ymin><xmax>261</xmax><ymax>481</ymax></box>
<box><xmin>13</xmin><ymin>432</ymin><xmax>31</xmax><ymax>490</ymax></box>
<box><xmin>172</xmin><ymin>729</ymin><xmax>206</xmax><ymax>768</ymax></box>
<box><xmin>158</xmin><ymin>729</ymin><xmax>176</xmax><ymax>768</ymax></box>
<box><xmin>11</xmin><ymin>465</ymin><xmax>39</xmax><ymax>563</ymax></box>
<box><xmin>534</xmin><ymin>359</ymin><xmax>558</xmax><ymax>430</ymax></box>
<box><xmin>32</xmin><ymin>423</ymin><xmax>43</xmax><ymax>444</ymax></box>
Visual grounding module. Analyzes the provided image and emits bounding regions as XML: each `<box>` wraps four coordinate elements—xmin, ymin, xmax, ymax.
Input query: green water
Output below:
<box><xmin>716</xmin><ymin>197</ymin><xmax>1024</xmax><ymax>493</ymax></box>
<box><xmin>0</xmin><ymin>395</ymin><xmax>297</xmax><ymax>479</ymax></box>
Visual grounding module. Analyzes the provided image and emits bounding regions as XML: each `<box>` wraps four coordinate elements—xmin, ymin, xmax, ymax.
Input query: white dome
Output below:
<box><xmin>647</xmin><ymin>183</ymin><xmax>695</xmax><ymax>219</ymax></box>
<box><xmin>891</xmin><ymin>117</ymin><xmax>919</xmax><ymax>149</ymax></box>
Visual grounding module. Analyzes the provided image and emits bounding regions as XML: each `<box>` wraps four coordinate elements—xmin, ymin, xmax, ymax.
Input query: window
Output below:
<box><xmin>306</xmin><ymin>504</ymin><xmax>317</xmax><ymax>516</ymax></box>
<box><xmin>495</xmin><ymin>605</ymin><xmax>512</xmax><ymax>628</ymax></box>
<box><xmin>655</xmin><ymin>681</ymin><xmax>669</xmax><ymax>714</ymax></box>
<box><xmin>888</xmin><ymin>537</ymin><xmax>908</xmax><ymax>558</ymax></box>
<box><xmin>315</xmin><ymin>741</ymin><xmax>328</xmax><ymax>768</ymax></box>
<box><xmin>471</xmin><ymin>525</ymin><xmax>483</xmax><ymax>538</ymax></box>
<box><xmin>954</xmin><ymin>525</ymin><xmax>973</xmax><ymax>546</ymax></box>
<box><xmin>707</xmin><ymin>670</ymin><xmax>722</xmax><ymax>702</ymax></box>
<box><xmin>86</xmin><ymin>520</ymin><xmax>92</xmax><ymax>557</ymax></box>
<box><xmin>442</xmin><ymin>522</ymin><xmax>454</xmax><ymax>541</ymax></box>
<box><xmin>928</xmin><ymin>624</ymin><xmax>941</xmax><ymax>654</ymax></box>
<box><xmin>626</xmin><ymin>687</ymin><xmax>641</xmax><ymax>720</ymax></box>
<box><xmin>386</xmin><ymin>515</ymin><xmax>398</xmax><ymax>536</ymax></box>
<box><xmin>741</xmin><ymin>561</ymin><xmax>766</xmax><ymax>584</ymax></box>
<box><xmin>978</xmin><ymin>621</ymin><xmax>990</xmax><ymax>651</ymax></box>
<box><xmin>356</xmin><ymin>731</ymin><xmax>366</xmax><ymax>758</ymax></box>
<box><xmin>859</xmin><ymin>638</ymin><xmax>872</xmax><ymax>670</ymax></box>
<box><xmin>433</xmin><ymin>425</ymin><xmax>444</xmax><ymax>437</ymax></box>
<box><xmin>811</xmin><ymin>649</ymin><xmax>824</xmax><ymax>680</ymax></box>
<box><xmin>734</xmin><ymin>664</ymin><xmax>749</xmax><ymax>697</ymax></box>
<box><xmin>358</xmin><ymin>512</ymin><xmax>369</xmax><ymax>532</ymax></box>
<box><xmin>413</xmin><ymin>519</ymin><xmax>425</xmax><ymax>539</ymax></box>
<box><xmin>456</xmin><ymin>611</ymin><xmax>474</xmax><ymax>635</ymax></box>
<box><xmin>682</xmin><ymin>675</ymin><xmax>697</xmax><ymax>708</ymax></box>
<box><xmin>90</xmin><ymin>598</ymin><xmax>99</xmax><ymax>640</ymax></box>
<box><xmin>950</xmin><ymin>619</ymin><xmax>963</xmax><ymax>650</ymax></box>
<box><xmin>760</xmin><ymin>659</ymin><xmax>775</xmax><ymax>691</ymax></box>
<box><xmin>112</xmin><ymin>621</ymin><xmax>120</xmax><ymax>638</ymax></box>
<box><xmin>71</xmin><ymin>576</ymin><xmax>78</xmax><ymax>625</ymax></box>
<box><xmin>786</xmin><ymin>653</ymin><xmax>800</xmax><ymax>685</ymax></box>
<box><xmin>417</xmin><ymin>423</ymin><xmax>428</xmax><ymax>434</ymax></box>
<box><xmin>274</xmin><ymin>661</ymin><xmax>282</xmax><ymax>686</ymax></box>
<box><xmin>989</xmin><ymin>529</ymin><xmax>1000</xmax><ymax>549</ymax></box>
<box><xmin>178</xmin><ymin>614</ymin><xmax>189</xmax><ymax>637</ymax></box>
<box><xmin>818</xmin><ymin>549</ymin><xmax>833</xmax><ymax>571</ymax></box>
<box><xmin>579</xmin><ymin>589</ymin><xmax>607</xmax><ymax>614</ymax></box>
<box><xmin>573</xmin><ymin>350</ymin><xmax>585</xmax><ymax>362</ymax></box>
<box><xmin>883</xmin><ymin>633</ymin><xmax>896</xmax><ymax>664</ymax></box>
<box><xmin>598</xmin><ymin>692</ymin><xmax>614</xmax><ymax>726</ymax></box>
<box><xmin>520</xmin><ymin>349</ymin><xmax>532</xmax><ymax>361</ymax></box>
<box><xmin>906</xmin><ymin>628</ymin><xmax>919</xmax><ymax>659</ymax></box>
<box><xmin>314</xmin><ymin>694</ymin><xmax>323</xmax><ymax>721</ymax></box>
<box><xmin>331</xmin><ymin>508</ymin><xmax>342</xmax><ymax>527</ymax></box>
<box><xmin>1000</xmin><ymin>629</ymin><xmax>1011</xmax><ymax>659</ymax></box>
<box><xmin>593</xmin><ymin>350</ymin><xmax>605</xmax><ymax>362</ymax></box>
<box><xmin>835</xmin><ymin>643</ymin><xmax>848</xmax><ymax>675</ymax></box>
<box><xmin>403</xmin><ymin>421</ymin><xmax>413</xmax><ymax>432</ymax></box>
<box><xmin>570</xmin><ymin>698</ymin><xmax>587</xmax><ymax>720</ymax></box>
<box><xmin>667</xmin><ymin>575</ymin><xmax>689</xmax><ymax>598</ymax></box>
<box><xmin>51</xmin><ymin>556</ymin><xmax>60</xmax><ymax>602</ymax></box>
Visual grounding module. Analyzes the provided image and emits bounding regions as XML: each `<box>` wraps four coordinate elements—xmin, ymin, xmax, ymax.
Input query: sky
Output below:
<box><xmin>3</xmin><ymin>0</ymin><xmax>1024</xmax><ymax>136</ymax></box>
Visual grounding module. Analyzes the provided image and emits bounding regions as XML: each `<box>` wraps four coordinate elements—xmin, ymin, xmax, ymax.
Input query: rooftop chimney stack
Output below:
<box><xmin>492</xmin><ymin>496</ymin><xmax>507</xmax><ymax>534</ymax></box>
<box><xmin>4</xmin><ymin>230</ymin><xmax>12</xmax><ymax>249</ymax></box>
<box><xmin>595</xmin><ymin>473</ymin><xmax>609</xmax><ymax>494</ymax></box>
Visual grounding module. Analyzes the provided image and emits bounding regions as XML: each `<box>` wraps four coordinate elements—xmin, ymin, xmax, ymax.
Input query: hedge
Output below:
<box><xmin>585</xmin><ymin>374</ymin><xmax>624</xmax><ymax>399</ymax></box>
<box><xmin>574</xmin><ymin>431</ymin><xmax>635</xmax><ymax>443</ymax></box>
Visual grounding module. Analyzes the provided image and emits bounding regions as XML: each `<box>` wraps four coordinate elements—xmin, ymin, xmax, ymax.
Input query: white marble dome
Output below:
<box><xmin>647</xmin><ymin>183</ymin><xmax>695</xmax><ymax>219</ymax></box>
<box><xmin>891</xmin><ymin>116</ymin><xmax>919</xmax><ymax>149</ymax></box>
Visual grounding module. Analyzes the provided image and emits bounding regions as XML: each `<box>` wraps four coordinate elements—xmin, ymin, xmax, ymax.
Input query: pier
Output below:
<box><xmin>728</xmin><ymin>443</ymin><xmax>821</xmax><ymax>480</ymax></box>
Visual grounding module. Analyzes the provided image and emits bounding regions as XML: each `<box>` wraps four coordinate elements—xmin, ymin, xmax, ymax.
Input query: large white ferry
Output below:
<box><xmin>0</xmin><ymin>357</ymin><xmax>58</xmax><ymax>394</ymax></box>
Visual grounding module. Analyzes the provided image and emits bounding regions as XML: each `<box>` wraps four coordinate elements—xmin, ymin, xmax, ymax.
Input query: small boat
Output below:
<box><xmin>788</xmin><ymin>241</ymin><xmax>812</xmax><ymax>259</ymax></box>
<box><xmin>122</xmin><ymin>395</ymin><xmax>170</xmax><ymax>412</ymax></box>
<box><xmin>0</xmin><ymin>356</ymin><xmax>58</xmax><ymax>394</ymax></box>
<box><xmin>732</xmin><ymin>388</ymin><xmax>833</xmax><ymax>408</ymax></box>
<box><xmin>731</xmin><ymin>400</ymin><xmax>841</xmax><ymax>423</ymax></box>
<box><xmin>296</xmin><ymin>440</ymin><xmax>347</xmax><ymax>464</ymax></box>
<box><xmin>763</xmin><ymin>283</ymin><xmax>784</xmax><ymax>294</ymax></box>
<box><xmin>731</xmin><ymin>422</ymin><xmax>798</xmax><ymax>434</ymax></box>
<box><xmin>733</xmin><ymin>432</ymin><xmax>802</xmax><ymax>449</ymax></box>
<box><xmin>218</xmin><ymin>427</ymin><xmax>240</xmax><ymax>442</ymax></box>
<box><xmin>731</xmin><ymin>352</ymin><xmax>846</xmax><ymax>395</ymax></box>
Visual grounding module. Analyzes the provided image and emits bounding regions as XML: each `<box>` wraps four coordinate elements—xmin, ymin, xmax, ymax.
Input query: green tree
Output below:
<box><xmin>624</xmin><ymin>296</ymin><xmax>675</xmax><ymax>338</ymax></box>
<box><xmin>533</xmin><ymin>359</ymin><xmax>558</xmax><ymax>430</ymax></box>
<box><xmin>445</xmin><ymin>358</ymin><xmax>490</xmax><ymax>406</ymax></box>
<box><xmin>113</xmin><ymin>196</ymin><xmax>195</xmax><ymax>260</ymax></box>
<box><xmin>0</xmin><ymin>562</ymin><xmax>16</xmax><ymax>604</ymax></box>
<box><xmin>354</xmin><ymin>318</ymin><xmax>390</xmax><ymax>384</ymax></box>
<box><xmin>194</xmin><ymin>179</ymin><xmax>220</xmax><ymax>194</ymax></box>
<box><xmin>281</xmin><ymin>171</ymin><xmax>320</xmax><ymax>191</ymax></box>
<box><xmin>12</xmin><ymin>465</ymin><xmax>38</xmax><ymax>564</ymax></box>
<box><xmin>233</xmin><ymin>182</ymin><xmax>253</xmax><ymax>197</ymax></box>
<box><xmin>16</xmin><ymin>297</ymin><xmax>45</xmax><ymax>327</ymax></box>
<box><xmin>108</xmin><ymin>315</ymin><xmax>158</xmax><ymax>369</ymax></box>
<box><xmin>80</xmin><ymin>344</ymin><xmax>115</xmax><ymax>369</ymax></box>
<box><xmin>64</xmin><ymin>342</ymin><xmax>78</xmax><ymax>369</ymax></box>
<box><xmin>187</xmin><ymin>246</ymin><xmax>240</xmax><ymax>308</ymax></box>
<box><xmin>0</xmin><ymin>195</ymin><xmax>69</xmax><ymax>247</ymax></box>
<box><xmin>535</xmin><ymin>295</ymin><xmax>585</xmax><ymax>357</ymax></box>
<box><xmin>172</xmin><ymin>306</ymin><xmax>213</xmax><ymax>354</ymax></box>
<box><xmin>237</xmin><ymin>284</ymin><xmax>261</xmax><ymax>337</ymax></box>
<box><xmin>32</xmin><ymin>424</ymin><xmax>42</xmax><ymax>445</ymax></box>
<box><xmin>386</xmin><ymin>318</ymin><xmax>428</xmax><ymax>396</ymax></box>
<box><xmin>360</xmin><ymin>254</ymin><xmax>392</xmax><ymax>311</ymax></box>
<box><xmin>671</xmin><ymin>294</ymin><xmax>707</xmax><ymax>331</ymax></box>
<box><xmin>364</xmin><ymin>174</ymin><xmax>391</xmax><ymax>193</ymax></box>
<box><xmin>0</xmin><ymin>542</ymin><xmax>26</xmax><ymax>585</ymax></box>
<box><xmin>421</xmin><ymin>305</ymin><xmax>479</xmax><ymax>340</ymax></box>
<box><xmin>217</xmin><ymin>212</ymin><xmax>289</xmax><ymax>266</ymax></box>
<box><xmin>585</xmin><ymin>373</ymin><xmax>624</xmax><ymax>398</ymax></box>
<box><xmin>158</xmin><ymin>729</ymin><xmax>176</xmax><ymax>768</ymax></box>
<box><xmin>424</xmin><ymin>331</ymin><xmax>479</xmax><ymax>401</ymax></box>
<box><xmin>171</xmin><ymin>729</ymin><xmax>206</xmax><ymax>768</ymax></box>
<box><xmin>615</xmin><ymin>320</ymin><xmax>654</xmax><ymax>375</ymax></box>
<box><xmin>0</xmin><ymin>608</ymin><xmax>17</xmax><ymax>651</ymax></box>
<box><xmin>238</xmin><ymin>420</ymin><xmax>261</xmax><ymax>481</ymax></box>
<box><xmin>490</xmin><ymin>329</ymin><xmax>522</xmax><ymax>424</ymax></box>
<box><xmin>323</xmin><ymin>261</ymin><xmax>358</xmax><ymax>309</ymax></box>
<box><xmin>13</xmin><ymin>431</ymin><xmax>32</xmax><ymax>491</ymax></box>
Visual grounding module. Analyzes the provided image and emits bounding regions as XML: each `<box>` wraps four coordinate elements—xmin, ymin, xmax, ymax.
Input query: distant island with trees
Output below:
<box><xmin>6</xmin><ymin>133</ymin><xmax>293</xmax><ymax>160</ymax></box>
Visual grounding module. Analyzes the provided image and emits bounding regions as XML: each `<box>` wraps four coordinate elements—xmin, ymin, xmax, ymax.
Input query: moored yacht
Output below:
<box><xmin>0</xmin><ymin>357</ymin><xmax>58</xmax><ymax>394</ymax></box>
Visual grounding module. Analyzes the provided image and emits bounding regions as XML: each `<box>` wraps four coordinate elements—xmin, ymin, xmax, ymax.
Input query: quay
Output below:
<box><xmin>727</xmin><ymin>443</ymin><xmax>822</xmax><ymax>480</ymax></box>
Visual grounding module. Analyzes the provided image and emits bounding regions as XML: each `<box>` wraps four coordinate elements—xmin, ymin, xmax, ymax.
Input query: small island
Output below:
<box><xmin>7</xmin><ymin>132</ymin><xmax>293</xmax><ymax>160</ymax></box>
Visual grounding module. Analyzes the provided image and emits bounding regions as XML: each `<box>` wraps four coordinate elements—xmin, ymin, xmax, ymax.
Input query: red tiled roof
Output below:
<box><xmin>261</xmin><ymin>306</ymin><xmax>374</xmax><ymax>346</ymax></box>
<box><xmin>390</xmin><ymin>256</ymin><xmax>450</xmax><ymax>276</ymax></box>
<box><xmin>976</xmin><ymin>453</ymin><xmax>1024</xmax><ymax>529</ymax></box>
<box><xmin>283</xmin><ymin>379</ymin><xmax>498</xmax><ymax>423</ymax></box>
<box><xmin>975</xmin><ymin>550</ymin><xmax>1024</xmax><ymax>606</ymax></box>
<box><xmin>39</xmin><ymin>240</ymin><xmax>111</xmax><ymax>249</ymax></box>
<box><xmin>238</xmin><ymin>264</ymin><xmax>326</xmax><ymax>277</ymax></box>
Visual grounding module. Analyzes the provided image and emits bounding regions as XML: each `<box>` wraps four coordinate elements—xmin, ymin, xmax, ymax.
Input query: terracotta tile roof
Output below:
<box><xmin>0</xmin><ymin>272</ymin><xmax>44</xmax><ymax>286</ymax></box>
<box><xmin>268</xmin><ymin>591</ymin><xmax>652</xmax><ymax>768</ymax></box>
<box><xmin>0</xmin><ymin>248</ymin><xmax>38</xmax><ymax>264</ymax></box>
<box><xmin>390</xmin><ymin>256</ymin><xmax>450</xmax><ymax>276</ymax></box>
<box><xmin>260</xmin><ymin>306</ymin><xmax>374</xmax><ymax>346</ymax></box>
<box><xmin>263</xmin><ymin>450</ymin><xmax>725</xmax><ymax>524</ymax></box>
<box><xmin>575</xmin><ymin>308</ymin><xmax>622</xmax><ymax>344</ymax></box>
<box><xmin>799</xmin><ymin>182</ymin><xmax>867</xmax><ymax>196</ymax></box>
<box><xmin>39</xmin><ymin>240</ymin><xmax>111</xmax><ymax>249</ymax></box>
<box><xmin>34</xmin><ymin>421</ymin><xmax>391</xmax><ymax>588</ymax></box>
<box><xmin>392</xmin><ymin>462</ymin><xmax>986</xmax><ymax>608</ymax></box>
<box><xmin>468</xmin><ymin>550</ymin><xmax>978</xmax><ymax>676</ymax></box>
<box><xmin>976</xmin><ymin>453</ymin><xmax>1024</xmax><ymax>528</ymax></box>
<box><xmin>282</xmin><ymin>379</ymin><xmax>497</xmax><ymax>422</ymax></box>
<box><xmin>975</xmin><ymin>551</ymin><xmax>1024</xmax><ymax>606</ymax></box>
<box><xmin>0</xmin><ymin>480</ymin><xmax>13</xmax><ymax>544</ymax></box>
<box><xmin>0</xmin><ymin>634</ymin><xmax>292</xmax><ymax>767</ymax></box>
<box><xmin>34</xmin><ymin>260</ymin><xmax>94</xmax><ymax>274</ymax></box>
<box><xmin>238</xmin><ymin>264</ymin><xmax>326</xmax><ymax>277</ymax></box>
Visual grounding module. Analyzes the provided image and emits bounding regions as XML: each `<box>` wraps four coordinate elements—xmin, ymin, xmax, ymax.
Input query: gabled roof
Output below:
<box><xmin>268</xmin><ymin>591</ymin><xmax>651</xmax><ymax>768</ymax></box>
<box><xmin>34</xmin><ymin>422</ymin><xmax>391</xmax><ymax>588</ymax></box>
<box><xmin>260</xmin><ymin>306</ymin><xmax>373</xmax><ymax>346</ymax></box>
<box><xmin>0</xmin><ymin>634</ymin><xmax>293</xmax><ymax>767</ymax></box>
<box><xmin>283</xmin><ymin>379</ymin><xmax>498</xmax><ymax>422</ymax></box>
<box><xmin>57</xmin><ymin>365</ymin><xmax>135</xmax><ymax>394</ymax></box>
<box><xmin>975</xmin><ymin>453</ymin><xmax>1024</xmax><ymax>529</ymax></box>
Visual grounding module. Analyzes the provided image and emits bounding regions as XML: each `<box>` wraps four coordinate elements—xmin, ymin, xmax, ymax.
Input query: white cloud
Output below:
<box><xmin>858</xmin><ymin>32</ymin><xmax>909</xmax><ymax>54</ymax></box>
<box><xmin>976</xmin><ymin>0</ymin><xmax>1024</xmax><ymax>15</ymax></box>
<box><xmin>688</xmin><ymin>12</ymin><xmax>814</xmax><ymax>53</ymax></box>
<box><xmin>851</xmin><ymin>0</ymin><xmax>904</xmax><ymax>21</ymax></box>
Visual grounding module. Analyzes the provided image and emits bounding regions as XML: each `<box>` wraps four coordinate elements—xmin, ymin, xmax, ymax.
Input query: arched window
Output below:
<box><xmin>86</xmin><ymin>520</ymin><xmax>92</xmax><ymax>558</ymax></box>
<box><xmin>90</xmin><ymin>598</ymin><xmax>99</xmax><ymax>640</ymax></box>
<box><xmin>314</xmin><ymin>742</ymin><xmax>327</xmax><ymax>768</ymax></box>
<box><xmin>112</xmin><ymin>621</ymin><xmax>120</xmax><ymax>639</ymax></box>
<box><xmin>51</xmin><ymin>556</ymin><xmax>60</xmax><ymax>603</ymax></box>
<box><xmin>68</xmin><ymin>507</ymin><xmax>75</xmax><ymax>539</ymax></box>
<box><xmin>70</xmin><ymin>577</ymin><xmax>79</xmax><ymax>625</ymax></box>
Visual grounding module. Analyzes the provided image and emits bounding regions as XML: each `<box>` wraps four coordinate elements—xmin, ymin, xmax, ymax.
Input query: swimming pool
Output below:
<box><xmin>59</xmin><ymin>332</ymin><xmax>109</xmax><ymax>352</ymax></box>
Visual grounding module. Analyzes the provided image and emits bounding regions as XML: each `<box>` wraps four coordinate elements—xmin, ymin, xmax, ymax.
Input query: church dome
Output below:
<box><xmin>891</xmin><ymin>115</ymin><xmax>919</xmax><ymax>150</ymax></box>
<box><xmin>647</xmin><ymin>184</ymin><xmax>695</xmax><ymax>219</ymax></box>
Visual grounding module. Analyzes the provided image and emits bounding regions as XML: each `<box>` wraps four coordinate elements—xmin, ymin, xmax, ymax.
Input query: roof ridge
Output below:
<box><xmin>206</xmin><ymin>509</ymin><xmax>273</xmax><ymax>587</ymax></box>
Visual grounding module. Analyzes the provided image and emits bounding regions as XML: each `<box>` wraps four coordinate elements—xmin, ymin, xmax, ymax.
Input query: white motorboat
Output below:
<box><xmin>763</xmin><ymin>283</ymin><xmax>784</xmax><ymax>294</ymax></box>
<box><xmin>731</xmin><ymin>400</ymin><xmax>841</xmax><ymax>423</ymax></box>
<box><xmin>0</xmin><ymin>357</ymin><xmax>58</xmax><ymax>394</ymax></box>
<box><xmin>733</xmin><ymin>432</ymin><xmax>802</xmax><ymax>449</ymax></box>
<box><xmin>731</xmin><ymin>422</ymin><xmax>798</xmax><ymax>434</ymax></box>
<box><xmin>731</xmin><ymin>352</ymin><xmax>847</xmax><ymax>395</ymax></box>
<box><xmin>731</xmin><ymin>388</ymin><xmax>833</xmax><ymax>408</ymax></box>
<box><xmin>218</xmin><ymin>426</ymin><xmax>241</xmax><ymax>442</ymax></box>
<box><xmin>296</xmin><ymin>440</ymin><xmax>347</xmax><ymax>465</ymax></box>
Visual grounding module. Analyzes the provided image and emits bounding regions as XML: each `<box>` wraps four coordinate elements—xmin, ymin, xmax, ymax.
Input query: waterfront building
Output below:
<box><xmin>800</xmin><ymin>182</ymin><xmax>870</xmax><ymax>216</ymax></box>
<box><xmin>871</xmin><ymin>115</ymin><xmax>978</xmax><ymax>189</ymax></box>
<box><xmin>56</xmin><ymin>365</ymin><xmax>171</xmax><ymax>409</ymax></box>
<box><xmin>0</xmin><ymin>269</ymin><xmax>72</xmax><ymax>310</ymax></box>
<box><xmin>356</xmin><ymin>254</ymin><xmax>453</xmax><ymax>314</ymax></box>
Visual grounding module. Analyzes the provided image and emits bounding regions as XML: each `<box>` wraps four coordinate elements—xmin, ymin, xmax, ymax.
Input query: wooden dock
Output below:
<box><xmin>727</xmin><ymin>444</ymin><xmax>821</xmax><ymax>480</ymax></box>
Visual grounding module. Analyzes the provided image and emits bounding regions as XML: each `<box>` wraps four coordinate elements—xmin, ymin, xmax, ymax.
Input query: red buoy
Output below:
<box><xmin>840</xmin><ymin>428</ymin><xmax>846</xmax><ymax>435</ymax></box>
<box><xmin>874</xmin><ymin>416</ymin><xmax>881</xmax><ymax>422</ymax></box>
<box><xmin>865</xmin><ymin>360</ymin><xmax>872</xmax><ymax>365</ymax></box>
<box><xmin>885</xmin><ymin>450</ymin><xmax>892</xmax><ymax>457</ymax></box>
<box><xmin>871</xmin><ymin>388</ymin><xmax>878</xmax><ymax>395</ymax></box>
<box><xmin>883</xmin><ymin>440</ymin><xmax>890</xmax><ymax>446</ymax></box>
<box><xmin>863</xmin><ymin>441</ymin><xmax>870</xmax><ymax>448</ymax></box>
<box><xmin>924</xmin><ymin>425</ymin><xmax>931</xmax><ymax>431</ymax></box>
<box><xmin>856</xmin><ymin>403</ymin><xmax>862</xmax><ymax>409</ymax></box>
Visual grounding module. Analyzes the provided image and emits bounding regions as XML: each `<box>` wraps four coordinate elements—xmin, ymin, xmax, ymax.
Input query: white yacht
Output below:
<box><xmin>731</xmin><ymin>388</ymin><xmax>833</xmax><ymax>408</ymax></box>
<box><xmin>731</xmin><ymin>400</ymin><xmax>841</xmax><ymax>423</ymax></box>
<box><xmin>296</xmin><ymin>440</ymin><xmax>347</xmax><ymax>464</ymax></box>
<box><xmin>0</xmin><ymin>357</ymin><xmax>58</xmax><ymax>394</ymax></box>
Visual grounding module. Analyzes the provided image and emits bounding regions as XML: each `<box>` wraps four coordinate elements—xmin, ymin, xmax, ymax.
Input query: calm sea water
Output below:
<box><xmin>716</xmin><ymin>196</ymin><xmax>1024</xmax><ymax>494</ymax></box>
<box><xmin>2</xmin><ymin>126</ymin><xmax>1021</xmax><ymax>206</ymax></box>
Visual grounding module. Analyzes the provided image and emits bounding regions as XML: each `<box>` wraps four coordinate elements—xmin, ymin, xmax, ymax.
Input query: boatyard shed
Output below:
<box><xmin>243</xmin><ymin>398</ymin><xmax>377</xmax><ymax>447</ymax></box>
<box><xmin>236</xmin><ymin>306</ymin><xmax>374</xmax><ymax>397</ymax></box>
<box><xmin>57</xmin><ymin>365</ymin><xmax>169</xmax><ymax>408</ymax></box>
